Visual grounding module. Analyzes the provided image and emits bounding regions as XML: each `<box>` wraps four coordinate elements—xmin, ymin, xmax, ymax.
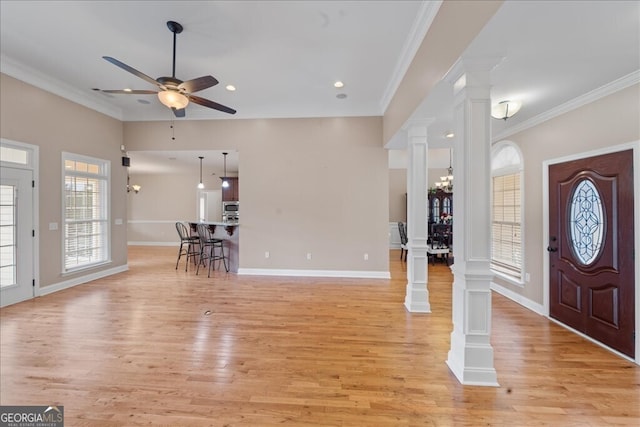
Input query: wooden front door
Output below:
<box><xmin>548</xmin><ymin>149</ymin><xmax>635</xmax><ymax>358</ymax></box>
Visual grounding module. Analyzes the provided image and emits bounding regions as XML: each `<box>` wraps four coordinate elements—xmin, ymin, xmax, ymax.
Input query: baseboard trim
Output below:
<box><xmin>490</xmin><ymin>281</ymin><xmax>545</xmax><ymax>316</ymax></box>
<box><xmin>38</xmin><ymin>264</ymin><xmax>129</xmax><ymax>297</ymax></box>
<box><xmin>128</xmin><ymin>241</ymin><xmax>178</xmax><ymax>246</ymax></box>
<box><xmin>237</xmin><ymin>268</ymin><xmax>391</xmax><ymax>280</ymax></box>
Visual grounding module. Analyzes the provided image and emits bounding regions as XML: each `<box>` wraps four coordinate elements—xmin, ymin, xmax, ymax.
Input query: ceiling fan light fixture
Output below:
<box><xmin>491</xmin><ymin>100</ymin><xmax>521</xmax><ymax>121</ymax></box>
<box><xmin>158</xmin><ymin>90</ymin><xmax>189</xmax><ymax>109</ymax></box>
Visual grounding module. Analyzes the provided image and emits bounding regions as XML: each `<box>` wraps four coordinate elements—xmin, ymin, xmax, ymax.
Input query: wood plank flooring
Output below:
<box><xmin>1</xmin><ymin>246</ymin><xmax>639</xmax><ymax>426</ymax></box>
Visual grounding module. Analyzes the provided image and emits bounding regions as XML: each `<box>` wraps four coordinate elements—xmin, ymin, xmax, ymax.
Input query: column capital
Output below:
<box><xmin>445</xmin><ymin>56</ymin><xmax>504</xmax><ymax>95</ymax></box>
<box><xmin>402</xmin><ymin>117</ymin><xmax>435</xmax><ymax>136</ymax></box>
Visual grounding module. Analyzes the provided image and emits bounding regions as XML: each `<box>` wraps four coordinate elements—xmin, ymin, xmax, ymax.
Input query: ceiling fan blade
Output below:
<box><xmin>172</xmin><ymin>107</ymin><xmax>186</xmax><ymax>118</ymax></box>
<box><xmin>189</xmin><ymin>94</ymin><xmax>236</xmax><ymax>115</ymax></box>
<box><xmin>178</xmin><ymin>76</ymin><xmax>219</xmax><ymax>94</ymax></box>
<box><xmin>101</xmin><ymin>89</ymin><xmax>158</xmax><ymax>94</ymax></box>
<box><xmin>102</xmin><ymin>56</ymin><xmax>163</xmax><ymax>89</ymax></box>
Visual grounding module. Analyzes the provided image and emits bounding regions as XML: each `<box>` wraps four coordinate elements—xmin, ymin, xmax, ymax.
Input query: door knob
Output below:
<box><xmin>547</xmin><ymin>246</ymin><xmax>558</xmax><ymax>252</ymax></box>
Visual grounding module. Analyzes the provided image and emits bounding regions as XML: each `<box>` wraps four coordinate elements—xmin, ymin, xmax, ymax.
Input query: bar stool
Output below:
<box><xmin>196</xmin><ymin>223</ymin><xmax>228</xmax><ymax>277</ymax></box>
<box><xmin>175</xmin><ymin>222</ymin><xmax>200</xmax><ymax>271</ymax></box>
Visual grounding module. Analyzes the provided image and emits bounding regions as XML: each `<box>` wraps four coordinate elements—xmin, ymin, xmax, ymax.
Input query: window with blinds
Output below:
<box><xmin>63</xmin><ymin>154</ymin><xmax>110</xmax><ymax>271</ymax></box>
<box><xmin>490</xmin><ymin>142</ymin><xmax>524</xmax><ymax>282</ymax></box>
<box><xmin>491</xmin><ymin>173</ymin><xmax>522</xmax><ymax>279</ymax></box>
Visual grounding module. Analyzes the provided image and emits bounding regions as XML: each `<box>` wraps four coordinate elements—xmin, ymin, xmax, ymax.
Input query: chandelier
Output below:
<box><xmin>435</xmin><ymin>149</ymin><xmax>453</xmax><ymax>192</ymax></box>
<box><xmin>127</xmin><ymin>175</ymin><xmax>141</xmax><ymax>193</ymax></box>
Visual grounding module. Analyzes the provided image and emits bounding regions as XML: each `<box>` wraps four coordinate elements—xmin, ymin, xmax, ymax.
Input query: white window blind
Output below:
<box><xmin>491</xmin><ymin>173</ymin><xmax>522</xmax><ymax>279</ymax></box>
<box><xmin>63</xmin><ymin>154</ymin><xmax>109</xmax><ymax>271</ymax></box>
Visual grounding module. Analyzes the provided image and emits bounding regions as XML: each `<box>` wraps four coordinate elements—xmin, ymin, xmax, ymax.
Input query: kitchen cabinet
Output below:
<box><xmin>221</xmin><ymin>177</ymin><xmax>239</xmax><ymax>201</ymax></box>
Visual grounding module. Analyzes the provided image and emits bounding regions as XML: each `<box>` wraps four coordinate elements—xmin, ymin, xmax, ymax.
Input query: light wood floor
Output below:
<box><xmin>1</xmin><ymin>247</ymin><xmax>638</xmax><ymax>426</ymax></box>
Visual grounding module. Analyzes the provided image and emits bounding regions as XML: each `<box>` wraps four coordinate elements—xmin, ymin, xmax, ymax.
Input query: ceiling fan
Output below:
<box><xmin>99</xmin><ymin>20</ymin><xmax>236</xmax><ymax>117</ymax></box>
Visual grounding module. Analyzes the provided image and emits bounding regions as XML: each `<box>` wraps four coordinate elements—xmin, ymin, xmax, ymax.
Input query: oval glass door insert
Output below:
<box><xmin>569</xmin><ymin>179</ymin><xmax>604</xmax><ymax>265</ymax></box>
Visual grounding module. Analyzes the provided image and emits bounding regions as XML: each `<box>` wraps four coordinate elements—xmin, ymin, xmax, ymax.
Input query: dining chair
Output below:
<box><xmin>398</xmin><ymin>222</ymin><xmax>408</xmax><ymax>262</ymax></box>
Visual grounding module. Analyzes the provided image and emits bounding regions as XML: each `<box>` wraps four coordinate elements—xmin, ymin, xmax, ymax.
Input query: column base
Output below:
<box><xmin>404</xmin><ymin>282</ymin><xmax>431</xmax><ymax>313</ymax></box>
<box><xmin>446</xmin><ymin>263</ymin><xmax>498</xmax><ymax>386</ymax></box>
<box><xmin>446</xmin><ymin>343</ymin><xmax>499</xmax><ymax>386</ymax></box>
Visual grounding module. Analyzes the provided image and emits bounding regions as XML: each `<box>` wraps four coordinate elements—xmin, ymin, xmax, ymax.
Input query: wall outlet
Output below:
<box><xmin>306</xmin><ymin>253</ymin><xmax>312</xmax><ymax>260</ymax></box>
<box><xmin>265</xmin><ymin>251</ymin><xmax>270</xmax><ymax>259</ymax></box>
<box><xmin>525</xmin><ymin>272</ymin><xmax>531</xmax><ymax>282</ymax></box>
<box><xmin>48</xmin><ymin>222</ymin><xmax>58</xmax><ymax>231</ymax></box>
<box><xmin>364</xmin><ymin>253</ymin><xmax>369</xmax><ymax>261</ymax></box>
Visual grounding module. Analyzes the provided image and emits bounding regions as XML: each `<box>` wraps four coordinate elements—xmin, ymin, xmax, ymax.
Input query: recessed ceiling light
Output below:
<box><xmin>334</xmin><ymin>81</ymin><xmax>344</xmax><ymax>88</ymax></box>
<box><xmin>226</xmin><ymin>85</ymin><xmax>236</xmax><ymax>91</ymax></box>
<box><xmin>336</xmin><ymin>93</ymin><xmax>347</xmax><ymax>99</ymax></box>
<box><xmin>444</xmin><ymin>131</ymin><xmax>455</xmax><ymax>138</ymax></box>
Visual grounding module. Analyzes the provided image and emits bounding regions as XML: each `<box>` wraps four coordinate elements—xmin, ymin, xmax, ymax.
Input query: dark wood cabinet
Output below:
<box><xmin>428</xmin><ymin>189</ymin><xmax>453</xmax><ymax>224</ymax></box>
<box><xmin>221</xmin><ymin>177</ymin><xmax>239</xmax><ymax>201</ymax></box>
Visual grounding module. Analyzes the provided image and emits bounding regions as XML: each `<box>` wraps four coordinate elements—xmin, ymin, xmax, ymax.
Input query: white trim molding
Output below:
<box><xmin>127</xmin><ymin>241</ymin><xmax>179</xmax><ymax>247</ymax></box>
<box><xmin>38</xmin><ymin>264</ymin><xmax>129</xmax><ymax>297</ymax></box>
<box><xmin>493</xmin><ymin>70</ymin><xmax>640</xmax><ymax>142</ymax></box>
<box><xmin>238</xmin><ymin>268</ymin><xmax>391</xmax><ymax>280</ymax></box>
<box><xmin>379</xmin><ymin>0</ymin><xmax>443</xmax><ymax>113</ymax></box>
<box><xmin>0</xmin><ymin>53</ymin><xmax>123</xmax><ymax>120</ymax></box>
<box><xmin>490</xmin><ymin>281</ymin><xmax>544</xmax><ymax>316</ymax></box>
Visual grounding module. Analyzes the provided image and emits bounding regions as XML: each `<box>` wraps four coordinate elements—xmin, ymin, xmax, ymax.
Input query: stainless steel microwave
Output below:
<box><xmin>222</xmin><ymin>201</ymin><xmax>239</xmax><ymax>213</ymax></box>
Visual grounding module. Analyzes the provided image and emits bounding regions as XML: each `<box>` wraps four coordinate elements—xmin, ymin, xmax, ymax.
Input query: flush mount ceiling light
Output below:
<box><xmin>226</xmin><ymin>85</ymin><xmax>236</xmax><ymax>91</ymax></box>
<box><xmin>221</xmin><ymin>152</ymin><xmax>229</xmax><ymax>188</ymax></box>
<box><xmin>491</xmin><ymin>100</ymin><xmax>522</xmax><ymax>121</ymax></box>
<box><xmin>197</xmin><ymin>156</ymin><xmax>205</xmax><ymax>189</ymax></box>
<box><xmin>334</xmin><ymin>81</ymin><xmax>344</xmax><ymax>88</ymax></box>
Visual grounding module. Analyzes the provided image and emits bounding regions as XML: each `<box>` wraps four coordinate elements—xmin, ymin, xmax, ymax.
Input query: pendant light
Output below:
<box><xmin>221</xmin><ymin>152</ymin><xmax>229</xmax><ymax>188</ymax></box>
<box><xmin>197</xmin><ymin>156</ymin><xmax>205</xmax><ymax>189</ymax></box>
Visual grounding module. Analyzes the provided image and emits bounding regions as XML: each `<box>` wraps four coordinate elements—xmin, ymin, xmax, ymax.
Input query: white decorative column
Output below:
<box><xmin>445</xmin><ymin>58</ymin><xmax>500</xmax><ymax>386</ymax></box>
<box><xmin>404</xmin><ymin>119</ymin><xmax>434</xmax><ymax>313</ymax></box>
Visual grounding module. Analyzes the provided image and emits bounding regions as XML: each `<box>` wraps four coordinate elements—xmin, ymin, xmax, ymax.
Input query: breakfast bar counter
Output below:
<box><xmin>200</xmin><ymin>221</ymin><xmax>239</xmax><ymax>273</ymax></box>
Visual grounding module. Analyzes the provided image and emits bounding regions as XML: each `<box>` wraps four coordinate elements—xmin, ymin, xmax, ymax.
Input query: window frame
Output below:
<box><xmin>61</xmin><ymin>152</ymin><xmax>111</xmax><ymax>273</ymax></box>
<box><xmin>490</xmin><ymin>141</ymin><xmax>525</xmax><ymax>284</ymax></box>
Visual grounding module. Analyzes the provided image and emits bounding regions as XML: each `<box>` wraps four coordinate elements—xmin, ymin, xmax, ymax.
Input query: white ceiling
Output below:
<box><xmin>0</xmin><ymin>0</ymin><xmax>427</xmax><ymax>121</ymax></box>
<box><xmin>1</xmin><ymin>1</ymin><xmax>639</xmax><ymax>173</ymax></box>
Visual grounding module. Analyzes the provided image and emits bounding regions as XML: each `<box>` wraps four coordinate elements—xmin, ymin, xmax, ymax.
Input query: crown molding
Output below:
<box><xmin>493</xmin><ymin>70</ymin><xmax>640</xmax><ymax>142</ymax></box>
<box><xmin>379</xmin><ymin>0</ymin><xmax>443</xmax><ymax>114</ymax></box>
<box><xmin>1</xmin><ymin>54</ymin><xmax>123</xmax><ymax>121</ymax></box>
